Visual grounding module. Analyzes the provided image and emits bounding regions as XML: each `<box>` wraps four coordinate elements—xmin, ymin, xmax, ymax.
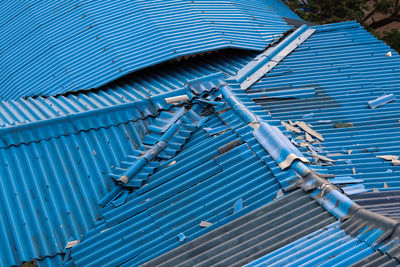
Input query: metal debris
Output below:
<box><xmin>200</xmin><ymin>221</ymin><xmax>213</xmax><ymax>228</ymax></box>
<box><xmin>282</xmin><ymin>121</ymin><xmax>301</xmax><ymax>134</ymax></box>
<box><xmin>303</xmin><ymin>113</ymin><xmax>314</xmax><ymax>119</ymax></box>
<box><xmin>352</xmin><ymin>167</ymin><xmax>356</xmax><ymax>175</ymax></box>
<box><xmin>295</xmin><ymin>121</ymin><xmax>324</xmax><ymax>141</ymax></box>
<box><xmin>275</xmin><ymin>190</ymin><xmax>284</xmax><ymax>199</ymax></box>
<box><xmin>327</xmin><ymin>153</ymin><xmax>344</xmax><ymax>157</ymax></box>
<box><xmin>234</xmin><ymin>198</ymin><xmax>244</xmax><ymax>213</ymax></box>
<box><xmin>177</xmin><ymin>233</ymin><xmax>187</xmax><ymax>242</ymax></box>
<box><xmin>305</xmin><ymin>132</ymin><xmax>314</xmax><ymax>143</ymax></box>
<box><xmin>300</xmin><ymin>142</ymin><xmax>308</xmax><ymax>147</ymax></box>
<box><xmin>65</xmin><ymin>240</ymin><xmax>80</xmax><ymax>249</ymax></box>
<box><xmin>165</xmin><ymin>94</ymin><xmax>189</xmax><ymax>104</ymax></box>
<box><xmin>312</xmin><ymin>151</ymin><xmax>335</xmax><ymax>162</ymax></box>
<box><xmin>376</xmin><ymin>155</ymin><xmax>399</xmax><ymax>161</ymax></box>
<box><xmin>318</xmin><ymin>120</ymin><xmax>332</xmax><ymax>124</ymax></box>
<box><xmin>386</xmin><ymin>51</ymin><xmax>392</xmax><ymax>57</ymax></box>
<box><xmin>368</xmin><ymin>94</ymin><xmax>396</xmax><ymax>109</ymax></box>
<box><xmin>334</xmin><ymin>122</ymin><xmax>353</xmax><ymax>128</ymax></box>
<box><xmin>168</xmin><ymin>160</ymin><xmax>177</xmax><ymax>167</ymax></box>
<box><xmin>392</xmin><ymin>160</ymin><xmax>400</xmax><ymax>166</ymax></box>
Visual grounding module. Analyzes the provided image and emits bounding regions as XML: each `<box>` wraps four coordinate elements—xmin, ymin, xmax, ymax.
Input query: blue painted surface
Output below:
<box><xmin>1</xmin><ymin>0</ymin><xmax>399</xmax><ymax>265</ymax></box>
<box><xmin>0</xmin><ymin>119</ymin><xmax>150</xmax><ymax>266</ymax></box>
<box><xmin>245</xmin><ymin>222</ymin><xmax>376</xmax><ymax>267</ymax></box>
<box><xmin>241</xmin><ymin>21</ymin><xmax>400</xmax><ymax>191</ymax></box>
<box><xmin>0</xmin><ymin>0</ymin><xmax>291</xmax><ymax>100</ymax></box>
<box><xmin>0</xmin><ymin>50</ymin><xmax>255</xmax><ymax>149</ymax></box>
<box><xmin>68</xmin><ymin>112</ymin><xmax>283</xmax><ymax>266</ymax></box>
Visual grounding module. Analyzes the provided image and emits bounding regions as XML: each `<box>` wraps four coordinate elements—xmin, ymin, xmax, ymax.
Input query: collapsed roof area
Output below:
<box><xmin>1</xmin><ymin>1</ymin><xmax>400</xmax><ymax>267</ymax></box>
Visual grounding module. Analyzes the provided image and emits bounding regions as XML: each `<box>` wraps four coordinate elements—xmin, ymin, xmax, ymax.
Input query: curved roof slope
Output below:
<box><xmin>0</xmin><ymin>0</ymin><xmax>291</xmax><ymax>100</ymax></box>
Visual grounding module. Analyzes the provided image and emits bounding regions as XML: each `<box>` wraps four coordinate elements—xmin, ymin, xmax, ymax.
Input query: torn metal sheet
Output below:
<box><xmin>65</xmin><ymin>240</ymin><xmax>80</xmax><ymax>249</ymax></box>
<box><xmin>312</xmin><ymin>151</ymin><xmax>335</xmax><ymax>163</ymax></box>
<box><xmin>282</xmin><ymin>121</ymin><xmax>301</xmax><ymax>133</ymax></box>
<box><xmin>305</xmin><ymin>132</ymin><xmax>314</xmax><ymax>143</ymax></box>
<box><xmin>296</xmin><ymin>121</ymin><xmax>324</xmax><ymax>141</ymax></box>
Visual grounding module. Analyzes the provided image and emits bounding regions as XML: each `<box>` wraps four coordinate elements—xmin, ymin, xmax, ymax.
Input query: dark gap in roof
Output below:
<box><xmin>29</xmin><ymin>49</ymin><xmax>258</xmax><ymax>100</ymax></box>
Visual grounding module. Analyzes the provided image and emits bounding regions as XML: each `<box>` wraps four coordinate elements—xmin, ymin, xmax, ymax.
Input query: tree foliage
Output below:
<box><xmin>286</xmin><ymin>0</ymin><xmax>400</xmax><ymax>51</ymax></box>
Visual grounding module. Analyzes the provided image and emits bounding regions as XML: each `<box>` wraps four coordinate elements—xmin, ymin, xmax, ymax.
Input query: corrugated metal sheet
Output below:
<box><xmin>2</xmin><ymin>2</ymin><xmax>400</xmax><ymax>265</ymax></box>
<box><xmin>240</xmin><ymin>21</ymin><xmax>400</xmax><ymax>192</ymax></box>
<box><xmin>351</xmin><ymin>251</ymin><xmax>400</xmax><ymax>267</ymax></box>
<box><xmin>246</xmin><ymin>221</ymin><xmax>376</xmax><ymax>267</ymax></box>
<box><xmin>0</xmin><ymin>0</ymin><xmax>291</xmax><ymax>100</ymax></box>
<box><xmin>67</xmin><ymin>109</ymin><xmax>284</xmax><ymax>266</ymax></box>
<box><xmin>0</xmin><ymin>50</ymin><xmax>255</xmax><ymax>148</ymax></box>
<box><xmin>0</xmin><ymin>118</ymin><xmax>150</xmax><ymax>266</ymax></box>
<box><xmin>350</xmin><ymin>191</ymin><xmax>400</xmax><ymax>221</ymax></box>
<box><xmin>144</xmin><ymin>189</ymin><xmax>336</xmax><ymax>267</ymax></box>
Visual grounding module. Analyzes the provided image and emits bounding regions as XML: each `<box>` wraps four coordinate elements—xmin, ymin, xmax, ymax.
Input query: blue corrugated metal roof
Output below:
<box><xmin>239</xmin><ymin>21</ymin><xmax>400</xmax><ymax>192</ymax></box>
<box><xmin>144</xmin><ymin>189</ymin><xmax>337</xmax><ymax>266</ymax></box>
<box><xmin>0</xmin><ymin>0</ymin><xmax>291</xmax><ymax>100</ymax></box>
<box><xmin>67</xmin><ymin>109</ymin><xmax>283</xmax><ymax>266</ymax></box>
<box><xmin>2</xmin><ymin>0</ymin><xmax>400</xmax><ymax>265</ymax></box>
<box><xmin>0</xmin><ymin>50</ymin><xmax>255</xmax><ymax>149</ymax></box>
<box><xmin>0</xmin><ymin>50</ymin><xmax>260</xmax><ymax>266</ymax></box>
<box><xmin>246</xmin><ymin>222</ymin><xmax>376</xmax><ymax>267</ymax></box>
<box><xmin>350</xmin><ymin>191</ymin><xmax>400</xmax><ymax>221</ymax></box>
<box><xmin>0</xmin><ymin>119</ymin><xmax>149</xmax><ymax>266</ymax></box>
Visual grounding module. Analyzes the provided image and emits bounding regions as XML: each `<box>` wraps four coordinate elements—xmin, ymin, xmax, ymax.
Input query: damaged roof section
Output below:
<box><xmin>67</xmin><ymin>109</ymin><xmax>283</xmax><ymax>266</ymax></box>
<box><xmin>241</xmin><ymin>21</ymin><xmax>400</xmax><ymax>192</ymax></box>
<box><xmin>2</xmin><ymin>0</ymin><xmax>400</xmax><ymax>265</ymax></box>
<box><xmin>0</xmin><ymin>50</ymin><xmax>256</xmax><ymax>149</ymax></box>
<box><xmin>0</xmin><ymin>0</ymin><xmax>292</xmax><ymax>100</ymax></box>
